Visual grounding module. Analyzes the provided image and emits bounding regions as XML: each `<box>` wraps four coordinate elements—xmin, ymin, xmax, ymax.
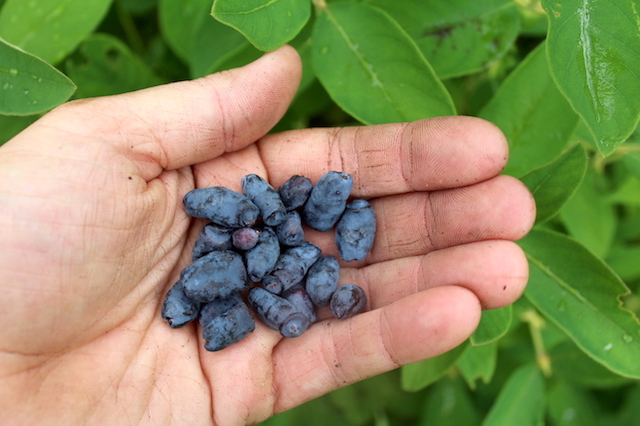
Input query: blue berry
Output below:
<box><xmin>181</xmin><ymin>250</ymin><xmax>248</xmax><ymax>302</ymax></box>
<box><xmin>184</xmin><ymin>187</ymin><xmax>259</xmax><ymax>228</ymax></box>
<box><xmin>161</xmin><ymin>280</ymin><xmax>201</xmax><ymax>328</ymax></box>
<box><xmin>199</xmin><ymin>293</ymin><xmax>244</xmax><ymax>327</ymax></box>
<box><xmin>302</xmin><ymin>171</ymin><xmax>353</xmax><ymax>231</ymax></box>
<box><xmin>283</xmin><ymin>284</ymin><xmax>316</xmax><ymax>324</ymax></box>
<box><xmin>262</xmin><ymin>242</ymin><xmax>322</xmax><ymax>294</ymax></box>
<box><xmin>278</xmin><ymin>175</ymin><xmax>313</xmax><ymax>211</ymax></box>
<box><xmin>330</xmin><ymin>284</ymin><xmax>367</xmax><ymax>319</ymax></box>
<box><xmin>244</xmin><ymin>226</ymin><xmax>280</xmax><ymax>282</ymax></box>
<box><xmin>192</xmin><ymin>223</ymin><xmax>233</xmax><ymax>261</ymax></box>
<box><xmin>275</xmin><ymin>210</ymin><xmax>304</xmax><ymax>246</ymax></box>
<box><xmin>241</xmin><ymin>174</ymin><xmax>287</xmax><ymax>226</ymax></box>
<box><xmin>335</xmin><ymin>199</ymin><xmax>376</xmax><ymax>261</ymax></box>
<box><xmin>232</xmin><ymin>227</ymin><xmax>260</xmax><ymax>251</ymax></box>
<box><xmin>247</xmin><ymin>287</ymin><xmax>311</xmax><ymax>337</ymax></box>
<box><xmin>305</xmin><ymin>255</ymin><xmax>339</xmax><ymax>307</ymax></box>
<box><xmin>202</xmin><ymin>302</ymin><xmax>255</xmax><ymax>351</ymax></box>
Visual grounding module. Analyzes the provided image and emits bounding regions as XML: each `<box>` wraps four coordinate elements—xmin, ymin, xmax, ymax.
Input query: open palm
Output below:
<box><xmin>0</xmin><ymin>46</ymin><xmax>535</xmax><ymax>425</ymax></box>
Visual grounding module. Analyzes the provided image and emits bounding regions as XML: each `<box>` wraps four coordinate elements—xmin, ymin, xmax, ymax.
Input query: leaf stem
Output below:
<box><xmin>521</xmin><ymin>309</ymin><xmax>552</xmax><ymax>377</ymax></box>
<box><xmin>116</xmin><ymin>2</ymin><xmax>145</xmax><ymax>56</ymax></box>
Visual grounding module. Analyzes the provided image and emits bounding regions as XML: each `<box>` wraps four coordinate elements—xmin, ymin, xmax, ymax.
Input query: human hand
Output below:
<box><xmin>0</xmin><ymin>46</ymin><xmax>535</xmax><ymax>425</ymax></box>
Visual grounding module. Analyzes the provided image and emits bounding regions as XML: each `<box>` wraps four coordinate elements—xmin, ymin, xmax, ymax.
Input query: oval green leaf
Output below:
<box><xmin>457</xmin><ymin>342</ymin><xmax>498</xmax><ymax>390</ymax></box>
<box><xmin>159</xmin><ymin>0</ymin><xmax>212</xmax><ymax>62</ymax></box>
<box><xmin>312</xmin><ymin>2</ymin><xmax>455</xmax><ymax>125</ymax></box>
<box><xmin>212</xmin><ymin>0</ymin><xmax>311</xmax><ymax>51</ymax></box>
<box><xmin>519</xmin><ymin>228</ymin><xmax>640</xmax><ymax>379</ymax></box>
<box><xmin>419</xmin><ymin>377</ymin><xmax>481</xmax><ymax>426</ymax></box>
<box><xmin>0</xmin><ymin>39</ymin><xmax>75</xmax><ymax>115</ymax></box>
<box><xmin>471</xmin><ymin>305</ymin><xmax>512</xmax><ymax>345</ymax></box>
<box><xmin>65</xmin><ymin>34</ymin><xmax>163</xmax><ymax>98</ymax></box>
<box><xmin>520</xmin><ymin>143</ymin><xmax>588</xmax><ymax>224</ymax></box>
<box><xmin>547</xmin><ymin>380</ymin><xmax>598</xmax><ymax>426</ymax></box>
<box><xmin>559</xmin><ymin>168</ymin><xmax>616</xmax><ymax>257</ymax></box>
<box><xmin>480</xmin><ymin>41</ymin><xmax>580</xmax><ymax>177</ymax></box>
<box><xmin>482</xmin><ymin>365</ymin><xmax>545</xmax><ymax>426</ymax></box>
<box><xmin>0</xmin><ymin>0</ymin><xmax>113</xmax><ymax>65</ymax></box>
<box><xmin>542</xmin><ymin>0</ymin><xmax>640</xmax><ymax>155</ymax></box>
<box><xmin>368</xmin><ymin>0</ymin><xmax>520</xmax><ymax>78</ymax></box>
<box><xmin>401</xmin><ymin>342</ymin><xmax>468</xmax><ymax>392</ymax></box>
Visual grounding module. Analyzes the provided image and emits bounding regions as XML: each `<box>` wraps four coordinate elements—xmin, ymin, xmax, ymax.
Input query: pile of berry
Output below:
<box><xmin>161</xmin><ymin>171</ymin><xmax>376</xmax><ymax>351</ymax></box>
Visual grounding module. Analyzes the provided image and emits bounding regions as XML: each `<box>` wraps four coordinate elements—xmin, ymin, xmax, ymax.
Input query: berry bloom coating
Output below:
<box><xmin>244</xmin><ymin>226</ymin><xmax>280</xmax><ymax>282</ymax></box>
<box><xmin>283</xmin><ymin>284</ymin><xmax>316</xmax><ymax>324</ymax></box>
<box><xmin>184</xmin><ymin>187</ymin><xmax>259</xmax><ymax>228</ymax></box>
<box><xmin>202</xmin><ymin>302</ymin><xmax>255</xmax><ymax>351</ymax></box>
<box><xmin>161</xmin><ymin>280</ymin><xmax>201</xmax><ymax>328</ymax></box>
<box><xmin>305</xmin><ymin>255</ymin><xmax>340</xmax><ymax>307</ymax></box>
<box><xmin>330</xmin><ymin>284</ymin><xmax>367</xmax><ymax>319</ymax></box>
<box><xmin>248</xmin><ymin>287</ymin><xmax>311</xmax><ymax>338</ymax></box>
<box><xmin>278</xmin><ymin>175</ymin><xmax>313</xmax><ymax>211</ymax></box>
<box><xmin>275</xmin><ymin>210</ymin><xmax>304</xmax><ymax>247</ymax></box>
<box><xmin>192</xmin><ymin>223</ymin><xmax>233</xmax><ymax>260</ymax></box>
<box><xmin>262</xmin><ymin>242</ymin><xmax>322</xmax><ymax>294</ymax></box>
<box><xmin>335</xmin><ymin>199</ymin><xmax>376</xmax><ymax>261</ymax></box>
<box><xmin>241</xmin><ymin>174</ymin><xmax>287</xmax><ymax>226</ymax></box>
<box><xmin>181</xmin><ymin>250</ymin><xmax>248</xmax><ymax>302</ymax></box>
<box><xmin>199</xmin><ymin>293</ymin><xmax>244</xmax><ymax>327</ymax></box>
<box><xmin>302</xmin><ymin>171</ymin><xmax>353</xmax><ymax>231</ymax></box>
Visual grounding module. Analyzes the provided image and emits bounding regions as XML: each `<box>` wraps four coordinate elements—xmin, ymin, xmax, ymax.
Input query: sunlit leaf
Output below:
<box><xmin>542</xmin><ymin>0</ymin><xmax>640</xmax><ymax>155</ymax></box>
<box><xmin>368</xmin><ymin>0</ymin><xmax>520</xmax><ymax>78</ymax></box>
<box><xmin>480</xmin><ymin>41</ymin><xmax>580</xmax><ymax>177</ymax></box>
<box><xmin>471</xmin><ymin>305</ymin><xmax>512</xmax><ymax>345</ymax></box>
<box><xmin>0</xmin><ymin>38</ymin><xmax>75</xmax><ymax>115</ymax></box>
<box><xmin>212</xmin><ymin>0</ymin><xmax>311</xmax><ymax>51</ymax></box>
<box><xmin>482</xmin><ymin>365</ymin><xmax>545</xmax><ymax>426</ymax></box>
<box><xmin>0</xmin><ymin>0</ymin><xmax>113</xmax><ymax>64</ymax></box>
<box><xmin>520</xmin><ymin>229</ymin><xmax>640</xmax><ymax>379</ymax></box>
<box><xmin>312</xmin><ymin>2</ymin><xmax>455</xmax><ymax>125</ymax></box>
<box><xmin>520</xmin><ymin>143</ymin><xmax>588</xmax><ymax>224</ymax></box>
<box><xmin>401</xmin><ymin>342</ymin><xmax>468</xmax><ymax>392</ymax></box>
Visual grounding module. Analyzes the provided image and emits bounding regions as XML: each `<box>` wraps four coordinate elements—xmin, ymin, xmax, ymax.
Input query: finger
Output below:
<box><xmin>337</xmin><ymin>239</ymin><xmax>529</xmax><ymax>312</ymax></box>
<box><xmin>270</xmin><ymin>285</ymin><xmax>481</xmax><ymax>413</ymax></box>
<box><xmin>301</xmin><ymin>174</ymin><xmax>535</xmax><ymax>264</ymax></box>
<box><xmin>258</xmin><ymin>115</ymin><xmax>509</xmax><ymax>197</ymax></box>
<box><xmin>15</xmin><ymin>45</ymin><xmax>302</xmax><ymax>181</ymax></box>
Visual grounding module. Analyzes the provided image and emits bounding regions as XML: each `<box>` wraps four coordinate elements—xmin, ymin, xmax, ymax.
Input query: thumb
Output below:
<box><xmin>13</xmin><ymin>45</ymin><xmax>303</xmax><ymax>181</ymax></box>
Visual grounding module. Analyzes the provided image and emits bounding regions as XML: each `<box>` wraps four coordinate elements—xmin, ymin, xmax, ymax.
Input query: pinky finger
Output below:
<box><xmin>270</xmin><ymin>285</ymin><xmax>481</xmax><ymax>413</ymax></box>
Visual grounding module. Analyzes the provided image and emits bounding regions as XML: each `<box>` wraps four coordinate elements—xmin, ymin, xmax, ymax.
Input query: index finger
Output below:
<box><xmin>258</xmin><ymin>115</ymin><xmax>509</xmax><ymax>197</ymax></box>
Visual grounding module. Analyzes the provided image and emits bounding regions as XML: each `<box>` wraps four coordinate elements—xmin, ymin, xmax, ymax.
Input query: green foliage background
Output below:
<box><xmin>1</xmin><ymin>0</ymin><xmax>640</xmax><ymax>424</ymax></box>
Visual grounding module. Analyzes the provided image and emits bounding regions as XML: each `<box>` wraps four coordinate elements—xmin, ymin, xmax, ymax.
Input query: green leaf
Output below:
<box><xmin>0</xmin><ymin>0</ymin><xmax>113</xmax><ymax>65</ymax></box>
<box><xmin>480</xmin><ymin>41</ymin><xmax>580</xmax><ymax>177</ymax></box>
<box><xmin>457</xmin><ymin>341</ymin><xmax>498</xmax><ymax>389</ymax></box>
<box><xmin>419</xmin><ymin>377</ymin><xmax>481</xmax><ymax>426</ymax></box>
<box><xmin>547</xmin><ymin>380</ymin><xmax>598</xmax><ymax>426</ymax></box>
<box><xmin>519</xmin><ymin>228</ymin><xmax>640</xmax><ymax>379</ymax></box>
<box><xmin>481</xmin><ymin>365</ymin><xmax>545</xmax><ymax>426</ymax></box>
<box><xmin>0</xmin><ymin>39</ymin><xmax>75</xmax><ymax>115</ymax></box>
<box><xmin>606</xmin><ymin>245</ymin><xmax>640</xmax><ymax>284</ymax></box>
<box><xmin>205</xmin><ymin>41</ymin><xmax>263</xmax><ymax>75</ymax></box>
<box><xmin>559</xmin><ymin>168</ymin><xmax>616</xmax><ymax>257</ymax></box>
<box><xmin>401</xmin><ymin>342</ymin><xmax>468</xmax><ymax>392</ymax></box>
<box><xmin>542</xmin><ymin>0</ymin><xmax>640</xmax><ymax>156</ymax></box>
<box><xmin>189</xmin><ymin>15</ymin><xmax>249</xmax><ymax>78</ymax></box>
<box><xmin>212</xmin><ymin>0</ymin><xmax>311</xmax><ymax>51</ymax></box>
<box><xmin>367</xmin><ymin>0</ymin><xmax>520</xmax><ymax>79</ymax></box>
<box><xmin>520</xmin><ymin>144</ymin><xmax>588</xmax><ymax>224</ymax></box>
<box><xmin>606</xmin><ymin>175</ymin><xmax>640</xmax><ymax>206</ymax></box>
<box><xmin>550</xmin><ymin>340</ymin><xmax>633</xmax><ymax>389</ymax></box>
<box><xmin>65</xmin><ymin>34</ymin><xmax>163</xmax><ymax>98</ymax></box>
<box><xmin>471</xmin><ymin>305</ymin><xmax>512</xmax><ymax>345</ymax></box>
<box><xmin>312</xmin><ymin>2</ymin><xmax>455</xmax><ymax>125</ymax></box>
<box><xmin>159</xmin><ymin>0</ymin><xmax>211</xmax><ymax>62</ymax></box>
